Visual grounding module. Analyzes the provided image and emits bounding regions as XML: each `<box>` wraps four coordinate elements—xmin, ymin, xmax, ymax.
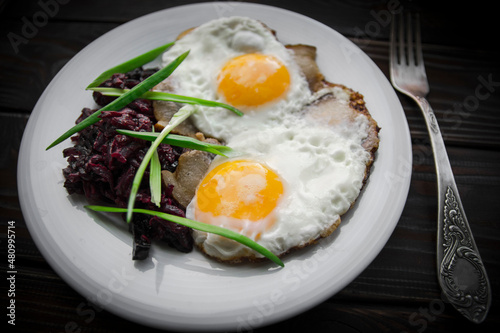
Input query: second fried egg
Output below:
<box><xmin>185</xmin><ymin>104</ymin><xmax>372</xmax><ymax>262</ymax></box>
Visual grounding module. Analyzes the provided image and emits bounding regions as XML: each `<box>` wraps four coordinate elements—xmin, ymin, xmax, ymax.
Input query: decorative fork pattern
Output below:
<box><xmin>389</xmin><ymin>13</ymin><xmax>491</xmax><ymax>324</ymax></box>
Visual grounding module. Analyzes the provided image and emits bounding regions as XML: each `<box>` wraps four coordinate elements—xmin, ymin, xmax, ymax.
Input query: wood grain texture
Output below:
<box><xmin>1</xmin><ymin>1</ymin><xmax>499</xmax><ymax>332</ymax></box>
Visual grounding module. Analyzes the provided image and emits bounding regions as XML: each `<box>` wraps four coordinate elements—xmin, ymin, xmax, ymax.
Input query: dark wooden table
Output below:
<box><xmin>1</xmin><ymin>1</ymin><xmax>499</xmax><ymax>332</ymax></box>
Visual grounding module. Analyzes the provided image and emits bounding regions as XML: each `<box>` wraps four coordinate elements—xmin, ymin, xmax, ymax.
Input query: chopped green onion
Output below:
<box><xmin>46</xmin><ymin>50</ymin><xmax>190</xmax><ymax>150</ymax></box>
<box><xmin>91</xmin><ymin>87</ymin><xmax>243</xmax><ymax>116</ymax></box>
<box><xmin>85</xmin><ymin>205</ymin><xmax>284</xmax><ymax>267</ymax></box>
<box><xmin>116</xmin><ymin>129</ymin><xmax>238</xmax><ymax>157</ymax></box>
<box><xmin>86</xmin><ymin>41</ymin><xmax>175</xmax><ymax>89</ymax></box>
<box><xmin>126</xmin><ymin>105</ymin><xmax>197</xmax><ymax>223</ymax></box>
<box><xmin>149</xmin><ymin>127</ymin><xmax>162</xmax><ymax>207</ymax></box>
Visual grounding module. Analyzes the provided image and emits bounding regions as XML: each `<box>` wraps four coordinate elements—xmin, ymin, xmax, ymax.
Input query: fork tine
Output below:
<box><xmin>414</xmin><ymin>13</ymin><xmax>424</xmax><ymax>68</ymax></box>
<box><xmin>390</xmin><ymin>13</ymin><xmax>403</xmax><ymax>65</ymax></box>
<box><xmin>406</xmin><ymin>13</ymin><xmax>414</xmax><ymax>66</ymax></box>
<box><xmin>390</xmin><ymin>13</ymin><xmax>396</xmax><ymax>64</ymax></box>
<box><xmin>397</xmin><ymin>13</ymin><xmax>405</xmax><ymax>65</ymax></box>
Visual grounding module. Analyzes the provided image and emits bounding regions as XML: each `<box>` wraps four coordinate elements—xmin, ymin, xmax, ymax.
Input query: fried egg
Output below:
<box><xmin>185</xmin><ymin>86</ymin><xmax>374</xmax><ymax>262</ymax></box>
<box><xmin>159</xmin><ymin>16</ymin><xmax>311</xmax><ymax>141</ymax></box>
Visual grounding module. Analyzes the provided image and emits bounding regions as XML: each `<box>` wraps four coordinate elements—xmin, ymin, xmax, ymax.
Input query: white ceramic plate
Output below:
<box><xmin>18</xmin><ymin>2</ymin><xmax>412</xmax><ymax>331</ymax></box>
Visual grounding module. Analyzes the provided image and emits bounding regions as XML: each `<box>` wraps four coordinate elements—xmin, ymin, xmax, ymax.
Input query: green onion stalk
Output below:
<box><xmin>86</xmin><ymin>205</ymin><xmax>284</xmax><ymax>267</ymax></box>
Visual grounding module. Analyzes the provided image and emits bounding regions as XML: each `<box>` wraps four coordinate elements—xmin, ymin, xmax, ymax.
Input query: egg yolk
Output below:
<box><xmin>195</xmin><ymin>160</ymin><xmax>284</xmax><ymax>222</ymax></box>
<box><xmin>217</xmin><ymin>53</ymin><xmax>291</xmax><ymax>110</ymax></box>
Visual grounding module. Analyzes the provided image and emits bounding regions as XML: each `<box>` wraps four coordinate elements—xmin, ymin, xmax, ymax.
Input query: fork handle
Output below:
<box><xmin>416</xmin><ymin>96</ymin><xmax>491</xmax><ymax>323</ymax></box>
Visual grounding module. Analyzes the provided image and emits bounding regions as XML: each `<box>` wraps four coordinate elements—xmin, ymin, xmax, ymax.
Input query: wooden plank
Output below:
<box><xmin>2</xmin><ymin>24</ymin><xmax>499</xmax><ymax>147</ymax></box>
<box><xmin>2</xmin><ymin>0</ymin><xmax>497</xmax><ymax>51</ymax></box>
<box><xmin>0</xmin><ymin>20</ymin><xmax>118</xmax><ymax>112</ymax></box>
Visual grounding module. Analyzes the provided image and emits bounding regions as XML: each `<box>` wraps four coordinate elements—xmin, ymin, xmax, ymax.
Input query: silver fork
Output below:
<box><xmin>390</xmin><ymin>13</ymin><xmax>491</xmax><ymax>323</ymax></box>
